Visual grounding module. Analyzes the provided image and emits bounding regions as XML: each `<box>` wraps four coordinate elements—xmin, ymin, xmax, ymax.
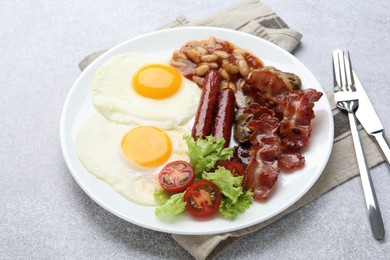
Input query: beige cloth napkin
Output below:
<box><xmin>78</xmin><ymin>1</ymin><xmax>386</xmax><ymax>259</ymax></box>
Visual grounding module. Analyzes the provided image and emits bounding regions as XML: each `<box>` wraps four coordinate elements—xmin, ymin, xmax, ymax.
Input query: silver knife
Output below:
<box><xmin>353</xmin><ymin>70</ymin><xmax>390</xmax><ymax>164</ymax></box>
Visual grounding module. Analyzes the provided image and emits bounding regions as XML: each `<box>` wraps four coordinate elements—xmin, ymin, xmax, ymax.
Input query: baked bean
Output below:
<box><xmin>187</xmin><ymin>47</ymin><xmax>208</xmax><ymax>63</ymax></box>
<box><xmin>220</xmin><ymin>81</ymin><xmax>229</xmax><ymax>90</ymax></box>
<box><xmin>170</xmin><ymin>59</ymin><xmax>187</xmax><ymax>68</ymax></box>
<box><xmin>201</xmin><ymin>54</ymin><xmax>218</xmax><ymax>62</ymax></box>
<box><xmin>222</xmin><ymin>62</ymin><xmax>239</xmax><ymax>74</ymax></box>
<box><xmin>192</xmin><ymin>76</ymin><xmax>204</xmax><ymax>86</ymax></box>
<box><xmin>220</xmin><ymin>69</ymin><xmax>230</xmax><ymax>80</ymax></box>
<box><xmin>220</xmin><ymin>81</ymin><xmax>237</xmax><ymax>91</ymax></box>
<box><xmin>172</xmin><ymin>50</ymin><xmax>187</xmax><ymax>60</ymax></box>
<box><xmin>203</xmin><ymin>62</ymin><xmax>218</xmax><ymax>69</ymax></box>
<box><xmin>233</xmin><ymin>49</ymin><xmax>244</xmax><ymax>60</ymax></box>
<box><xmin>228</xmin><ymin>82</ymin><xmax>237</xmax><ymax>91</ymax></box>
<box><xmin>195</xmin><ymin>64</ymin><xmax>210</xmax><ymax>76</ymax></box>
<box><xmin>238</xmin><ymin>59</ymin><xmax>250</xmax><ymax>78</ymax></box>
<box><xmin>207</xmin><ymin>36</ymin><xmax>217</xmax><ymax>49</ymax></box>
<box><xmin>214</xmin><ymin>50</ymin><xmax>230</xmax><ymax>59</ymax></box>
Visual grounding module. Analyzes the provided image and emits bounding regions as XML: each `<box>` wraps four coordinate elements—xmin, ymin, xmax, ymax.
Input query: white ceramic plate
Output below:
<box><xmin>60</xmin><ymin>27</ymin><xmax>334</xmax><ymax>235</ymax></box>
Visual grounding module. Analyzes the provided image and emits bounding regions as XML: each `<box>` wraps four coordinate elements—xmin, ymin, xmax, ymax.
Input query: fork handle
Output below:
<box><xmin>371</xmin><ymin>131</ymin><xmax>390</xmax><ymax>165</ymax></box>
<box><xmin>348</xmin><ymin>111</ymin><xmax>385</xmax><ymax>240</ymax></box>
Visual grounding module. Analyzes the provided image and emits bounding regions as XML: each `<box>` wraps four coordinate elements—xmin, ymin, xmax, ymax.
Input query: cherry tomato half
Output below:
<box><xmin>215</xmin><ymin>160</ymin><xmax>245</xmax><ymax>177</ymax></box>
<box><xmin>184</xmin><ymin>180</ymin><xmax>222</xmax><ymax>218</ymax></box>
<box><xmin>158</xmin><ymin>161</ymin><xmax>195</xmax><ymax>193</ymax></box>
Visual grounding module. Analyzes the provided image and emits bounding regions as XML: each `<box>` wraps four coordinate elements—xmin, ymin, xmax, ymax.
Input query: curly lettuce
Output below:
<box><xmin>155</xmin><ymin>192</ymin><xmax>186</xmax><ymax>219</ymax></box>
<box><xmin>184</xmin><ymin>135</ymin><xmax>233</xmax><ymax>178</ymax></box>
<box><xmin>219</xmin><ymin>190</ymin><xmax>253</xmax><ymax>220</ymax></box>
<box><xmin>202</xmin><ymin>167</ymin><xmax>243</xmax><ymax>203</ymax></box>
<box><xmin>203</xmin><ymin>166</ymin><xmax>253</xmax><ymax>220</ymax></box>
<box><xmin>153</xmin><ymin>188</ymin><xmax>172</xmax><ymax>205</ymax></box>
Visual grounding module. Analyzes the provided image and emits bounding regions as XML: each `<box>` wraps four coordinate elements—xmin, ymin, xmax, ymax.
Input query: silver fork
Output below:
<box><xmin>332</xmin><ymin>49</ymin><xmax>385</xmax><ymax>240</ymax></box>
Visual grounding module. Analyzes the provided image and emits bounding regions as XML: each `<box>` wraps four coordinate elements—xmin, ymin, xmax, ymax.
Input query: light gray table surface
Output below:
<box><xmin>1</xmin><ymin>0</ymin><xmax>390</xmax><ymax>259</ymax></box>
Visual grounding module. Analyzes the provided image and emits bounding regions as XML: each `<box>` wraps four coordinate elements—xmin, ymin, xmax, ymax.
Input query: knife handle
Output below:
<box><xmin>372</xmin><ymin>131</ymin><xmax>390</xmax><ymax>165</ymax></box>
<box><xmin>348</xmin><ymin>112</ymin><xmax>385</xmax><ymax>240</ymax></box>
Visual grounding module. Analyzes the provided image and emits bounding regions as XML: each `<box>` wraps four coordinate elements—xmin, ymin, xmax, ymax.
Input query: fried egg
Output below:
<box><xmin>91</xmin><ymin>52</ymin><xmax>201</xmax><ymax>129</ymax></box>
<box><xmin>76</xmin><ymin>112</ymin><xmax>189</xmax><ymax>206</ymax></box>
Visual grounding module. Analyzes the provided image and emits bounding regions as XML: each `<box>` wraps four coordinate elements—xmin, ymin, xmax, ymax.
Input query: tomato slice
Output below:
<box><xmin>215</xmin><ymin>160</ymin><xmax>245</xmax><ymax>177</ymax></box>
<box><xmin>184</xmin><ymin>180</ymin><xmax>222</xmax><ymax>218</ymax></box>
<box><xmin>158</xmin><ymin>161</ymin><xmax>195</xmax><ymax>193</ymax></box>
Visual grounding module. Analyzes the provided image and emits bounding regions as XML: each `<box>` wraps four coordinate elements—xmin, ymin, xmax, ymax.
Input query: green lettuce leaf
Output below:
<box><xmin>184</xmin><ymin>135</ymin><xmax>233</xmax><ymax>178</ymax></box>
<box><xmin>219</xmin><ymin>190</ymin><xmax>253</xmax><ymax>220</ymax></box>
<box><xmin>203</xmin><ymin>166</ymin><xmax>253</xmax><ymax>220</ymax></box>
<box><xmin>153</xmin><ymin>188</ymin><xmax>172</xmax><ymax>205</ymax></box>
<box><xmin>155</xmin><ymin>192</ymin><xmax>186</xmax><ymax>219</ymax></box>
<box><xmin>202</xmin><ymin>167</ymin><xmax>243</xmax><ymax>203</ymax></box>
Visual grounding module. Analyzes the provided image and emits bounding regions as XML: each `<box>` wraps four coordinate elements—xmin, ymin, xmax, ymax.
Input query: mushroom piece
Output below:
<box><xmin>235</xmin><ymin>89</ymin><xmax>253</xmax><ymax>108</ymax></box>
<box><xmin>234</xmin><ymin>113</ymin><xmax>253</xmax><ymax>143</ymax></box>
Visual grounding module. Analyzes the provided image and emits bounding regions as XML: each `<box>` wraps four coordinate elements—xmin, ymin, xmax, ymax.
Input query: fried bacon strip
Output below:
<box><xmin>235</xmin><ymin>67</ymin><xmax>322</xmax><ymax>200</ymax></box>
<box><xmin>244</xmin><ymin>107</ymin><xmax>281</xmax><ymax>200</ymax></box>
<box><xmin>279</xmin><ymin>89</ymin><xmax>323</xmax><ymax>153</ymax></box>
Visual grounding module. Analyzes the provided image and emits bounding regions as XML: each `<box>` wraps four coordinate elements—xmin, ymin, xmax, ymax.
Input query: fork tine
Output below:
<box><xmin>344</xmin><ymin>51</ymin><xmax>356</xmax><ymax>91</ymax></box>
<box><xmin>332</xmin><ymin>49</ymin><xmax>343</xmax><ymax>92</ymax></box>
<box><xmin>338</xmin><ymin>50</ymin><xmax>348</xmax><ymax>91</ymax></box>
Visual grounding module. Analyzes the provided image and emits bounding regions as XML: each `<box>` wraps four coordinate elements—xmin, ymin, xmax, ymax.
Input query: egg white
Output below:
<box><xmin>91</xmin><ymin>52</ymin><xmax>201</xmax><ymax>129</ymax></box>
<box><xmin>76</xmin><ymin>112</ymin><xmax>190</xmax><ymax>206</ymax></box>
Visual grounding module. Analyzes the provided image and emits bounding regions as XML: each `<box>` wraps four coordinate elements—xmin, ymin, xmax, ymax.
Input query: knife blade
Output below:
<box><xmin>353</xmin><ymin>70</ymin><xmax>390</xmax><ymax>164</ymax></box>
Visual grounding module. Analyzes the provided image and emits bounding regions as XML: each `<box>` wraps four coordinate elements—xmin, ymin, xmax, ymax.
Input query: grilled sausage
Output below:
<box><xmin>212</xmin><ymin>87</ymin><xmax>236</xmax><ymax>147</ymax></box>
<box><xmin>191</xmin><ymin>70</ymin><xmax>221</xmax><ymax>139</ymax></box>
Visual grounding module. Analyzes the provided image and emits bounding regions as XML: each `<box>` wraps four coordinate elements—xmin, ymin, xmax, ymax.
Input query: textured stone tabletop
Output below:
<box><xmin>1</xmin><ymin>0</ymin><xmax>390</xmax><ymax>259</ymax></box>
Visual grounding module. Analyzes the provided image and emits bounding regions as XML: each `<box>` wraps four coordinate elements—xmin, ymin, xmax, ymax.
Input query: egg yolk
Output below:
<box><xmin>132</xmin><ymin>64</ymin><xmax>182</xmax><ymax>99</ymax></box>
<box><xmin>121</xmin><ymin>126</ymin><xmax>172</xmax><ymax>167</ymax></box>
